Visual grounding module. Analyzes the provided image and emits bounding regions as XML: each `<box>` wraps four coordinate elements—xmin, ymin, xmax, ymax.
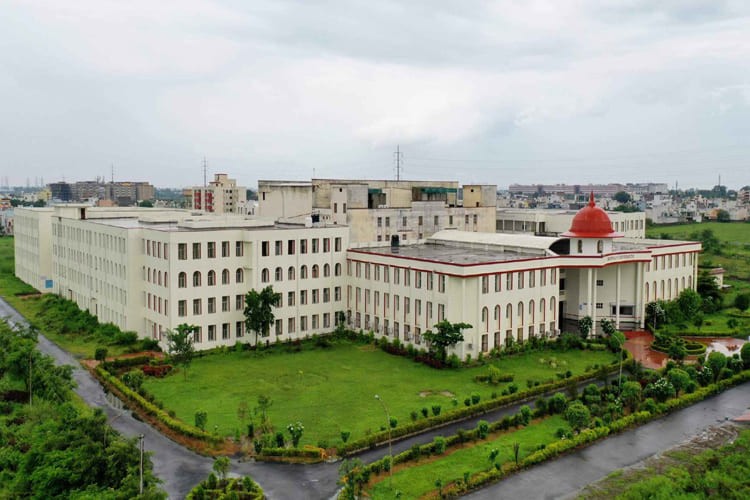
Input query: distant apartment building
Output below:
<box><xmin>508</xmin><ymin>183</ymin><xmax>668</xmax><ymax>196</ymax></box>
<box><xmin>47</xmin><ymin>180</ymin><xmax>155</xmax><ymax>205</ymax></box>
<box><xmin>186</xmin><ymin>173</ymin><xmax>247</xmax><ymax>214</ymax></box>
<box><xmin>258</xmin><ymin>179</ymin><xmax>497</xmax><ymax>244</ymax></box>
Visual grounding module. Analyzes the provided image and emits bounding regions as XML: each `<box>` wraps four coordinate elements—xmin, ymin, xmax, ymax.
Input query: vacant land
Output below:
<box><xmin>143</xmin><ymin>342</ymin><xmax>616</xmax><ymax>446</ymax></box>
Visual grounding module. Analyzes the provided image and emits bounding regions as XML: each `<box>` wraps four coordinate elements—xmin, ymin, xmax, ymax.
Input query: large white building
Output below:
<box><xmin>496</xmin><ymin>208</ymin><xmax>646</xmax><ymax>238</ymax></box>
<box><xmin>15</xmin><ymin>205</ymin><xmax>348</xmax><ymax>348</ymax></box>
<box><xmin>14</xmin><ymin>195</ymin><xmax>700</xmax><ymax>357</ymax></box>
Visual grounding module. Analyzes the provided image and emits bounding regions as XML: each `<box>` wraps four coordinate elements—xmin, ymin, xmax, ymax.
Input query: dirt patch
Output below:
<box><xmin>577</xmin><ymin>422</ymin><xmax>743</xmax><ymax>499</ymax></box>
<box><xmin>419</xmin><ymin>390</ymin><xmax>455</xmax><ymax>398</ymax></box>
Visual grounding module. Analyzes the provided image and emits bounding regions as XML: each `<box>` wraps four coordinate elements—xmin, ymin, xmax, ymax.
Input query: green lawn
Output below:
<box><xmin>647</xmin><ymin>221</ymin><xmax>750</xmax><ymax>245</ymax></box>
<box><xmin>368</xmin><ymin>415</ymin><xmax>570</xmax><ymax>499</ymax></box>
<box><xmin>143</xmin><ymin>342</ymin><xmax>615</xmax><ymax>446</ymax></box>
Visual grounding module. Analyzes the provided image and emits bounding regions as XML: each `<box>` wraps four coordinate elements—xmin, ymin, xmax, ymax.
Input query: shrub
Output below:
<box><xmin>477</xmin><ymin>420</ymin><xmax>490</xmax><ymax>439</ymax></box>
<box><xmin>508</xmin><ymin>383</ymin><xmax>519</xmax><ymax>394</ymax></box>
<box><xmin>431</xmin><ymin>405</ymin><xmax>441</xmax><ymax>416</ymax></box>
<box><xmin>410</xmin><ymin>410</ymin><xmax>418</xmax><ymax>422</ymax></box>
<box><xmin>421</xmin><ymin>407</ymin><xmax>429</xmax><ymax>418</ymax></box>
<box><xmin>195</xmin><ymin>410</ymin><xmax>208</xmax><ymax>431</ymax></box>
<box><xmin>94</xmin><ymin>348</ymin><xmax>108</xmax><ymax>362</ymax></box>
<box><xmin>471</xmin><ymin>392</ymin><xmax>481</xmax><ymax>405</ymax></box>
<box><xmin>464</xmin><ymin>398</ymin><xmax>471</xmax><ymax>407</ymax></box>
<box><xmin>565</xmin><ymin>401</ymin><xmax>591</xmax><ymax>432</ymax></box>
<box><xmin>548</xmin><ymin>392</ymin><xmax>567</xmax><ymax>414</ymax></box>
<box><xmin>432</xmin><ymin>436</ymin><xmax>447</xmax><ymax>454</ymax></box>
<box><xmin>519</xmin><ymin>405</ymin><xmax>532</xmax><ymax>426</ymax></box>
<box><xmin>389</xmin><ymin>416</ymin><xmax>398</xmax><ymax>429</ymax></box>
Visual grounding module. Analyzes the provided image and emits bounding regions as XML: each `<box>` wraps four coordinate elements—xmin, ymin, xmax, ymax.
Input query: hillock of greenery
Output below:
<box><xmin>0</xmin><ymin>321</ymin><xmax>164</xmax><ymax>498</ymax></box>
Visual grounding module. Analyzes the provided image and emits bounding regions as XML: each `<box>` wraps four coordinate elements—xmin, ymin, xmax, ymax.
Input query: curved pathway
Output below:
<box><xmin>4</xmin><ymin>297</ymin><xmax>750</xmax><ymax>499</ymax></box>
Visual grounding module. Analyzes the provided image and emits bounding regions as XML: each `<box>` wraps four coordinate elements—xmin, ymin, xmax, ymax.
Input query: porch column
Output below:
<box><xmin>591</xmin><ymin>268</ymin><xmax>598</xmax><ymax>336</ymax></box>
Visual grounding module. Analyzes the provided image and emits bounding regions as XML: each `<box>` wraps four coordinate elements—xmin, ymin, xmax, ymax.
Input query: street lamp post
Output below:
<box><xmin>139</xmin><ymin>434</ymin><xmax>144</xmax><ymax>495</ymax></box>
<box><xmin>374</xmin><ymin>394</ymin><xmax>393</xmax><ymax>488</ymax></box>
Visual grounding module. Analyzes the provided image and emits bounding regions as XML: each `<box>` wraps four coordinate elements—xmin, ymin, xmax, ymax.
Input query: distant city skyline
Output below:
<box><xmin>2</xmin><ymin>1</ymin><xmax>748</xmax><ymax>189</ymax></box>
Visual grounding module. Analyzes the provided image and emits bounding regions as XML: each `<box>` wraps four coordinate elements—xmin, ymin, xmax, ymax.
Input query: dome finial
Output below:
<box><xmin>588</xmin><ymin>191</ymin><xmax>595</xmax><ymax>207</ymax></box>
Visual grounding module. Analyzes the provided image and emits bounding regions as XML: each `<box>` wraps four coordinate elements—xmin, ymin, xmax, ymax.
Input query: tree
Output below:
<box><xmin>741</xmin><ymin>343</ymin><xmax>750</xmax><ymax>368</ymax></box>
<box><xmin>706</xmin><ymin>351</ymin><xmax>727</xmax><ymax>381</ymax></box>
<box><xmin>94</xmin><ymin>347</ymin><xmax>108</xmax><ymax>362</ymax></box>
<box><xmin>734</xmin><ymin>293</ymin><xmax>750</xmax><ymax>312</ymax></box>
<box><xmin>676</xmin><ymin>289</ymin><xmax>703</xmax><ymax>320</ymax></box>
<box><xmin>255</xmin><ymin>394</ymin><xmax>273</xmax><ymax>432</ymax></box>
<box><xmin>166</xmin><ymin>323</ymin><xmax>197</xmax><ymax>381</ymax></box>
<box><xmin>195</xmin><ymin>410</ymin><xmax>208</xmax><ymax>431</ymax></box>
<box><xmin>611</xmin><ymin>331</ymin><xmax>627</xmax><ymax>387</ymax></box>
<box><xmin>697</xmin><ymin>271</ymin><xmax>722</xmax><ymax>313</ymax></box>
<box><xmin>667</xmin><ymin>368</ymin><xmax>690</xmax><ymax>395</ymax></box>
<box><xmin>565</xmin><ymin>401</ymin><xmax>591</xmax><ymax>432</ymax></box>
<box><xmin>138</xmin><ymin>200</ymin><xmax>154</xmax><ymax>208</ymax></box>
<box><xmin>212</xmin><ymin>456</ymin><xmax>230</xmax><ymax>482</ymax></box>
<box><xmin>338</xmin><ymin>458</ymin><xmax>366</xmax><ymax>500</ymax></box>
<box><xmin>600</xmin><ymin>318</ymin><xmax>616</xmax><ymax>336</ymax></box>
<box><xmin>668</xmin><ymin>340</ymin><xmax>687</xmax><ymax>363</ymax></box>
<box><xmin>646</xmin><ymin>302</ymin><xmax>666</xmax><ymax>330</ymax></box>
<box><xmin>716</xmin><ymin>209</ymin><xmax>730</xmax><ymax>222</ymax></box>
<box><xmin>578</xmin><ymin>316</ymin><xmax>593</xmax><ymax>339</ymax></box>
<box><xmin>613</xmin><ymin>191</ymin><xmax>631</xmax><ymax>204</ymax></box>
<box><xmin>644</xmin><ymin>378</ymin><xmax>675</xmax><ymax>403</ymax></box>
<box><xmin>422</xmin><ymin>320</ymin><xmax>472</xmax><ymax>362</ymax></box>
<box><xmin>621</xmin><ymin>381</ymin><xmax>642</xmax><ymax>412</ymax></box>
<box><xmin>244</xmin><ymin>286</ymin><xmax>281</xmax><ymax>345</ymax></box>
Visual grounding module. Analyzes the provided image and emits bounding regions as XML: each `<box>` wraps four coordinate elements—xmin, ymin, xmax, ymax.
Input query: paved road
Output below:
<box><xmin>5</xmin><ymin>296</ymin><xmax>750</xmax><ymax>499</ymax></box>
<box><xmin>465</xmin><ymin>382</ymin><xmax>750</xmax><ymax>500</ymax></box>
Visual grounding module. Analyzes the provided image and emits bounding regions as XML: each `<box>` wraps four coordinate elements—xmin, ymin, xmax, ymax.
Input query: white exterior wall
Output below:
<box><xmin>13</xmin><ymin>207</ymin><xmax>54</xmax><ymax>291</ymax></box>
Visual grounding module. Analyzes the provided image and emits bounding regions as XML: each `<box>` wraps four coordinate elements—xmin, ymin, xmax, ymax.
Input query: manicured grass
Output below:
<box><xmin>647</xmin><ymin>221</ymin><xmax>750</xmax><ymax>245</ymax></box>
<box><xmin>143</xmin><ymin>342</ymin><xmax>615</xmax><ymax>446</ymax></box>
<box><xmin>368</xmin><ymin>415</ymin><xmax>570</xmax><ymax>499</ymax></box>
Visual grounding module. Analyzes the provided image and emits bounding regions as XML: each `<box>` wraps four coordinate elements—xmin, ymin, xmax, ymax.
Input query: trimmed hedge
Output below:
<box><xmin>425</xmin><ymin>369</ymin><xmax>750</xmax><ymax>498</ymax></box>
<box><xmin>256</xmin><ymin>445</ymin><xmax>326</xmax><ymax>462</ymax></box>
<box><xmin>337</xmin><ymin>354</ymin><xmax>632</xmax><ymax>456</ymax></box>
<box><xmin>94</xmin><ymin>365</ymin><xmax>221</xmax><ymax>443</ymax></box>
<box><xmin>186</xmin><ymin>476</ymin><xmax>264</xmax><ymax>500</ymax></box>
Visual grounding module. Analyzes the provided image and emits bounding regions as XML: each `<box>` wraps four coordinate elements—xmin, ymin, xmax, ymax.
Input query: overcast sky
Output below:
<box><xmin>2</xmin><ymin>1</ymin><xmax>749</xmax><ymax>190</ymax></box>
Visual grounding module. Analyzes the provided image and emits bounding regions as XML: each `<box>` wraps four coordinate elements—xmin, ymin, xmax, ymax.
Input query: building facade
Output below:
<box><xmin>496</xmin><ymin>208</ymin><xmax>646</xmax><ymax>238</ymax></box>
<box><xmin>186</xmin><ymin>173</ymin><xmax>247</xmax><ymax>214</ymax></box>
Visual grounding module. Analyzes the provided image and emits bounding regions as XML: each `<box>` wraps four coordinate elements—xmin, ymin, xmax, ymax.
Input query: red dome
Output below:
<box><xmin>562</xmin><ymin>192</ymin><xmax>621</xmax><ymax>238</ymax></box>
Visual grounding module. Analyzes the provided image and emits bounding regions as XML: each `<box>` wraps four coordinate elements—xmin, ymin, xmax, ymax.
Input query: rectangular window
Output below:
<box><xmin>275</xmin><ymin>319</ymin><xmax>283</xmax><ymax>336</ymax></box>
<box><xmin>178</xmin><ymin>243</ymin><xmax>187</xmax><ymax>260</ymax></box>
<box><xmin>207</xmin><ymin>242</ymin><xmax>216</xmax><ymax>258</ymax></box>
<box><xmin>261</xmin><ymin>241</ymin><xmax>269</xmax><ymax>257</ymax></box>
<box><xmin>275</xmin><ymin>240</ymin><xmax>283</xmax><ymax>255</ymax></box>
<box><xmin>481</xmin><ymin>275</ymin><xmax>489</xmax><ymax>294</ymax></box>
<box><xmin>178</xmin><ymin>300</ymin><xmax>186</xmax><ymax>317</ymax></box>
<box><xmin>288</xmin><ymin>317</ymin><xmax>296</xmax><ymax>334</ymax></box>
<box><xmin>323</xmin><ymin>313</ymin><xmax>330</xmax><ymax>328</ymax></box>
<box><xmin>300</xmin><ymin>239</ymin><xmax>308</xmax><ymax>254</ymax></box>
<box><xmin>335</xmin><ymin>237</ymin><xmax>342</xmax><ymax>251</ymax></box>
<box><xmin>529</xmin><ymin>270</ymin><xmax>535</xmax><ymax>288</ymax></box>
<box><xmin>300</xmin><ymin>290</ymin><xmax>308</xmax><ymax>305</ymax></box>
<box><xmin>495</xmin><ymin>274</ymin><xmax>502</xmax><ymax>292</ymax></box>
<box><xmin>541</xmin><ymin>269</ymin><xmax>547</xmax><ymax>286</ymax></box>
<box><xmin>323</xmin><ymin>288</ymin><xmax>331</xmax><ymax>303</ymax></box>
<box><xmin>312</xmin><ymin>238</ymin><xmax>319</xmax><ymax>253</ymax></box>
<box><xmin>193</xmin><ymin>299</ymin><xmax>202</xmax><ymax>315</ymax></box>
<box><xmin>222</xmin><ymin>295</ymin><xmax>230</xmax><ymax>312</ymax></box>
<box><xmin>235</xmin><ymin>241</ymin><xmax>244</xmax><ymax>257</ymax></box>
<box><xmin>426</xmin><ymin>272</ymin><xmax>433</xmax><ymax>290</ymax></box>
<box><xmin>596</xmin><ymin>279</ymin><xmax>604</xmax><ymax>286</ymax></box>
<box><xmin>334</xmin><ymin>286</ymin><xmax>341</xmax><ymax>301</ymax></box>
<box><xmin>208</xmin><ymin>297</ymin><xmax>216</xmax><ymax>313</ymax></box>
<box><xmin>438</xmin><ymin>274</ymin><xmax>446</xmax><ymax>293</ymax></box>
<box><xmin>323</xmin><ymin>238</ymin><xmax>330</xmax><ymax>252</ymax></box>
<box><xmin>427</xmin><ymin>301</ymin><xmax>433</xmax><ymax>319</ymax></box>
<box><xmin>506</xmin><ymin>273</ymin><xmax>513</xmax><ymax>290</ymax></box>
<box><xmin>518</xmin><ymin>272</ymin><xmax>524</xmax><ymax>289</ymax></box>
<box><xmin>385</xmin><ymin>217</ymin><xmax>390</xmax><ymax>227</ymax></box>
<box><xmin>288</xmin><ymin>239</ymin><xmax>295</xmax><ymax>255</ymax></box>
<box><xmin>312</xmin><ymin>314</ymin><xmax>319</xmax><ymax>330</ymax></box>
<box><xmin>596</xmin><ymin>302</ymin><xmax>603</xmax><ymax>309</ymax></box>
<box><xmin>434</xmin><ymin>215</ymin><xmax>439</xmax><ymax>226</ymax></box>
<box><xmin>438</xmin><ymin>304</ymin><xmax>445</xmax><ymax>321</ymax></box>
<box><xmin>415</xmin><ymin>271</ymin><xmax>422</xmax><ymax>289</ymax></box>
<box><xmin>301</xmin><ymin>316</ymin><xmax>308</xmax><ymax>332</ymax></box>
<box><xmin>236</xmin><ymin>321</ymin><xmax>244</xmax><ymax>337</ymax></box>
<box><xmin>418</xmin><ymin>215</ymin><xmax>423</xmax><ymax>226</ymax></box>
<box><xmin>236</xmin><ymin>294</ymin><xmax>244</xmax><ymax>310</ymax></box>
<box><xmin>208</xmin><ymin>325</ymin><xmax>216</xmax><ymax>341</ymax></box>
<box><xmin>377</xmin><ymin>217</ymin><xmax>382</xmax><ymax>227</ymax></box>
<box><xmin>222</xmin><ymin>241</ymin><xmax>230</xmax><ymax>257</ymax></box>
<box><xmin>288</xmin><ymin>291</ymin><xmax>295</xmax><ymax>306</ymax></box>
<box><xmin>394</xmin><ymin>268</ymin><xmax>400</xmax><ymax>285</ymax></box>
<box><xmin>222</xmin><ymin>323</ymin><xmax>230</xmax><ymax>340</ymax></box>
<box><xmin>312</xmin><ymin>289</ymin><xmax>319</xmax><ymax>304</ymax></box>
<box><xmin>192</xmin><ymin>242</ymin><xmax>201</xmax><ymax>259</ymax></box>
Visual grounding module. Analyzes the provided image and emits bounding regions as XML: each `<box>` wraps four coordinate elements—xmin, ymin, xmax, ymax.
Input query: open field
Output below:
<box><xmin>143</xmin><ymin>342</ymin><xmax>616</xmax><ymax>446</ymax></box>
<box><xmin>368</xmin><ymin>415</ymin><xmax>569</xmax><ymax>498</ymax></box>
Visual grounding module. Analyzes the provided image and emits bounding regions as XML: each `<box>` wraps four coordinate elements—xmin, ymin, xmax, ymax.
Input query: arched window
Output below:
<box><xmin>653</xmin><ymin>281</ymin><xmax>657</xmax><ymax>300</ymax></box>
<box><xmin>312</xmin><ymin>264</ymin><xmax>319</xmax><ymax>278</ymax></box>
<box><xmin>301</xmin><ymin>265</ymin><xmax>308</xmax><ymax>279</ymax></box>
<box><xmin>335</xmin><ymin>263</ymin><xmax>342</xmax><ymax>276</ymax></box>
<box><xmin>482</xmin><ymin>307</ymin><xmax>489</xmax><ymax>332</ymax></box>
<box><xmin>517</xmin><ymin>301</ymin><xmax>524</xmax><ymax>324</ymax></box>
<box><xmin>495</xmin><ymin>305</ymin><xmax>502</xmax><ymax>330</ymax></box>
<box><xmin>147</xmin><ymin>268</ymin><xmax>151</xmax><ymax>282</ymax></box>
<box><xmin>645</xmin><ymin>282</ymin><xmax>650</xmax><ymax>302</ymax></box>
<box><xmin>506</xmin><ymin>304</ymin><xmax>513</xmax><ymax>328</ymax></box>
<box><xmin>236</xmin><ymin>268</ymin><xmax>244</xmax><ymax>283</ymax></box>
<box><xmin>597</xmin><ymin>240</ymin><xmax>603</xmax><ymax>253</ymax></box>
<box><xmin>681</xmin><ymin>277</ymin><xmax>685</xmax><ymax>290</ymax></box>
<box><xmin>207</xmin><ymin>270</ymin><xmax>216</xmax><ymax>286</ymax></box>
<box><xmin>674</xmin><ymin>278</ymin><xmax>679</xmax><ymax>294</ymax></box>
<box><xmin>550</xmin><ymin>297</ymin><xmax>556</xmax><ymax>320</ymax></box>
<box><xmin>528</xmin><ymin>300</ymin><xmax>535</xmax><ymax>324</ymax></box>
<box><xmin>288</xmin><ymin>266</ymin><xmax>295</xmax><ymax>280</ymax></box>
<box><xmin>324</xmin><ymin>263</ymin><xmax>330</xmax><ymax>277</ymax></box>
<box><xmin>222</xmin><ymin>269</ymin><xmax>230</xmax><ymax>284</ymax></box>
<box><xmin>577</xmin><ymin>240</ymin><xmax>583</xmax><ymax>253</ymax></box>
<box><xmin>540</xmin><ymin>298</ymin><xmax>546</xmax><ymax>321</ymax></box>
<box><xmin>178</xmin><ymin>272</ymin><xmax>187</xmax><ymax>288</ymax></box>
<box><xmin>158</xmin><ymin>271</ymin><xmax>162</xmax><ymax>286</ymax></box>
<box><xmin>193</xmin><ymin>271</ymin><xmax>201</xmax><ymax>287</ymax></box>
<box><xmin>261</xmin><ymin>268</ymin><xmax>270</xmax><ymax>283</ymax></box>
<box><xmin>275</xmin><ymin>267</ymin><xmax>283</xmax><ymax>281</ymax></box>
<box><xmin>164</xmin><ymin>272</ymin><xmax>168</xmax><ymax>285</ymax></box>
